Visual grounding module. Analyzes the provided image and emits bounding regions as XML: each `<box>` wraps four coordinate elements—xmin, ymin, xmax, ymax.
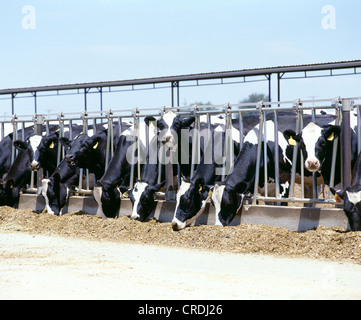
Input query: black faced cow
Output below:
<box><xmin>0</xmin><ymin>147</ymin><xmax>32</xmax><ymax>207</ymax></box>
<box><xmin>61</xmin><ymin>129</ymin><xmax>110</xmax><ymax>181</ymax></box>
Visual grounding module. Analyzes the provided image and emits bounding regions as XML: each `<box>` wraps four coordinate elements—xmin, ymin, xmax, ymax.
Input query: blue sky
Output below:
<box><xmin>1</xmin><ymin>0</ymin><xmax>361</xmax><ymax>115</ymax></box>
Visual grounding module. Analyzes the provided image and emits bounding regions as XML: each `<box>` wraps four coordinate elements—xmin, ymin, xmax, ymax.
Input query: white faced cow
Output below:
<box><xmin>211</xmin><ymin>120</ymin><xmax>293</xmax><ymax>226</ymax></box>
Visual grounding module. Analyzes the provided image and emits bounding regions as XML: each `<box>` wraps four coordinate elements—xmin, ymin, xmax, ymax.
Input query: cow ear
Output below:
<box><xmin>47</xmin><ymin>138</ymin><xmax>58</xmax><ymax>149</ymax></box>
<box><xmin>91</xmin><ymin>136</ymin><xmax>102</xmax><ymax>150</ymax></box>
<box><xmin>330</xmin><ymin>187</ymin><xmax>344</xmax><ymax>203</ymax></box>
<box><xmin>194</xmin><ymin>177</ymin><xmax>205</xmax><ymax>193</ymax></box>
<box><xmin>144</xmin><ymin>116</ymin><xmax>157</xmax><ymax>126</ymax></box>
<box><xmin>283</xmin><ymin>130</ymin><xmax>301</xmax><ymax>146</ymax></box>
<box><xmin>323</xmin><ymin>126</ymin><xmax>341</xmax><ymax>142</ymax></box>
<box><xmin>59</xmin><ymin>137</ymin><xmax>71</xmax><ymax>149</ymax></box>
<box><xmin>181</xmin><ymin>116</ymin><xmax>195</xmax><ymax>128</ymax></box>
<box><xmin>149</xmin><ymin>181</ymin><xmax>166</xmax><ymax>194</ymax></box>
<box><xmin>14</xmin><ymin>140</ymin><xmax>28</xmax><ymax>151</ymax></box>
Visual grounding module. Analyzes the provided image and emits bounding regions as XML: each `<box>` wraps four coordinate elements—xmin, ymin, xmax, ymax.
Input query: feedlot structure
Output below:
<box><xmin>1</xmin><ymin>60</ymin><xmax>361</xmax><ymax>232</ymax></box>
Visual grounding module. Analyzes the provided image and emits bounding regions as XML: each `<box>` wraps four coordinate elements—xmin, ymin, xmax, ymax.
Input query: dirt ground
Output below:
<box><xmin>1</xmin><ymin>206</ymin><xmax>361</xmax><ymax>300</ymax></box>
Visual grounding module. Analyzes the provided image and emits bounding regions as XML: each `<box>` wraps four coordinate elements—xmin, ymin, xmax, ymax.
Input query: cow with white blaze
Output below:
<box><xmin>211</xmin><ymin>121</ymin><xmax>293</xmax><ymax>226</ymax></box>
<box><xmin>283</xmin><ymin>113</ymin><xmax>358</xmax><ymax>188</ymax></box>
<box><xmin>128</xmin><ymin>128</ymin><xmax>167</xmax><ymax>221</ymax></box>
<box><xmin>94</xmin><ymin>120</ymin><xmax>153</xmax><ymax>219</ymax></box>
<box><xmin>171</xmin><ymin>119</ymin><xmax>242</xmax><ymax>231</ymax></box>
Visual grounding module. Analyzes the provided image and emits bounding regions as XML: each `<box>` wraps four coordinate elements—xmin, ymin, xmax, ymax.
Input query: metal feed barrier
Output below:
<box><xmin>5</xmin><ymin>96</ymin><xmax>361</xmax><ymax>231</ymax></box>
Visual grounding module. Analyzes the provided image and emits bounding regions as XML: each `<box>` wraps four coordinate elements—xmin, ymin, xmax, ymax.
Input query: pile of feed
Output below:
<box><xmin>1</xmin><ymin>206</ymin><xmax>361</xmax><ymax>264</ymax></box>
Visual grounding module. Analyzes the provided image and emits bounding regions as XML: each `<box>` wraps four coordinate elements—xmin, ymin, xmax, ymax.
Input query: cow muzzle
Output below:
<box><xmin>305</xmin><ymin>158</ymin><xmax>321</xmax><ymax>172</ymax></box>
<box><xmin>30</xmin><ymin>160</ymin><xmax>40</xmax><ymax>171</ymax></box>
<box><xmin>65</xmin><ymin>155</ymin><xmax>77</xmax><ymax>167</ymax></box>
<box><xmin>171</xmin><ymin>217</ymin><xmax>186</xmax><ymax>231</ymax></box>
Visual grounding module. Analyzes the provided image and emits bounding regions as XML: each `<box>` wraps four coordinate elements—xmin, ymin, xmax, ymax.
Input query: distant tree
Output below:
<box><xmin>241</xmin><ymin>93</ymin><xmax>269</xmax><ymax>104</ymax></box>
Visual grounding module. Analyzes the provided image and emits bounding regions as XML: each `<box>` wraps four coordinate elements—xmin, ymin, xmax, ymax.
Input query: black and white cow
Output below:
<box><xmin>283</xmin><ymin>113</ymin><xmax>358</xmax><ymax>189</ymax></box>
<box><xmin>128</xmin><ymin>132</ymin><xmax>166</xmax><ymax>221</ymax></box>
<box><xmin>211</xmin><ymin>120</ymin><xmax>293</xmax><ymax>226</ymax></box>
<box><xmin>0</xmin><ymin>126</ymin><xmax>41</xmax><ymax>178</ymax></box>
<box><xmin>330</xmin><ymin>151</ymin><xmax>361</xmax><ymax>231</ymax></box>
<box><xmin>41</xmin><ymin>159</ymin><xmax>81</xmax><ymax>216</ymax></box>
<box><xmin>62</xmin><ymin>129</ymin><xmax>111</xmax><ymax>181</ymax></box>
<box><xmin>41</xmin><ymin>126</ymin><xmax>112</xmax><ymax>215</ymax></box>
<box><xmin>171</xmin><ymin>117</ymin><xmax>243</xmax><ymax>230</ymax></box>
<box><xmin>93</xmin><ymin>119</ymin><xmax>157</xmax><ymax>219</ymax></box>
<box><xmin>0</xmin><ymin>146</ymin><xmax>33</xmax><ymax>207</ymax></box>
<box><xmin>29</xmin><ymin>125</ymin><xmax>83</xmax><ymax>175</ymax></box>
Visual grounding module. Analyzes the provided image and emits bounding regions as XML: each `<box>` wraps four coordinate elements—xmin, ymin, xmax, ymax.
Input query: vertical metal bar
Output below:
<box><xmin>34</xmin><ymin>92</ymin><xmax>37</xmax><ymax>114</ymax></box>
<box><xmin>289</xmin><ymin>103</ymin><xmax>301</xmax><ymax>198</ymax></box>
<box><xmin>171</xmin><ymin>82</ymin><xmax>174</xmax><ymax>108</ymax></box>
<box><xmin>311</xmin><ymin>108</ymin><xmax>318</xmax><ymax>203</ymax></box>
<box><xmin>239</xmin><ymin>112</ymin><xmax>244</xmax><ymax>151</ymax></box>
<box><xmin>99</xmin><ymin>87</ymin><xmax>103</xmax><ymax>113</ymax></box>
<box><xmin>273</xmin><ymin>109</ymin><xmax>280</xmax><ymax>199</ymax></box>
<box><xmin>357</xmin><ymin>105</ymin><xmax>361</xmax><ymax>156</ymax></box>
<box><xmin>253</xmin><ymin>105</ymin><xmax>264</xmax><ymax>205</ymax></box>
<box><xmin>299</xmin><ymin>111</ymin><xmax>305</xmax><ymax>199</ymax></box>
<box><xmin>11</xmin><ymin>94</ymin><xmax>15</xmax><ymax>115</ymax></box>
<box><xmin>329</xmin><ymin>104</ymin><xmax>342</xmax><ymax>198</ymax></box>
<box><xmin>263</xmin><ymin>114</ymin><xmax>268</xmax><ymax>197</ymax></box>
<box><xmin>277</xmin><ymin>73</ymin><xmax>281</xmax><ymax>102</ymax></box>
<box><xmin>342</xmin><ymin>99</ymin><xmax>353</xmax><ymax>189</ymax></box>
<box><xmin>84</xmin><ymin>88</ymin><xmax>87</xmax><ymax>112</ymax></box>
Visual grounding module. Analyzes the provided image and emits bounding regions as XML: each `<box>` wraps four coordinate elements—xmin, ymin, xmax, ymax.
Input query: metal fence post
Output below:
<box><xmin>342</xmin><ymin>98</ymin><xmax>353</xmax><ymax>189</ymax></box>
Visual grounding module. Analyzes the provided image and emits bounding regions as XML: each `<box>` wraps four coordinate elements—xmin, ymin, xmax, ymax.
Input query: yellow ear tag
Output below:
<box><xmin>49</xmin><ymin>141</ymin><xmax>55</xmax><ymax>149</ymax></box>
<box><xmin>327</xmin><ymin>132</ymin><xmax>335</xmax><ymax>142</ymax></box>
<box><xmin>122</xmin><ymin>191</ymin><xmax>129</xmax><ymax>198</ymax></box>
<box><xmin>288</xmin><ymin>137</ymin><xmax>297</xmax><ymax>146</ymax></box>
<box><xmin>93</xmin><ymin>142</ymin><xmax>99</xmax><ymax>150</ymax></box>
<box><xmin>334</xmin><ymin>194</ymin><xmax>343</xmax><ymax>204</ymax></box>
<box><xmin>208</xmin><ymin>190</ymin><xmax>213</xmax><ymax>198</ymax></box>
<box><xmin>198</xmin><ymin>185</ymin><xmax>203</xmax><ymax>193</ymax></box>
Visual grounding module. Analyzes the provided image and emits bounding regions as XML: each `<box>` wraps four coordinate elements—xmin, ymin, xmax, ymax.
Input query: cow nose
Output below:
<box><xmin>30</xmin><ymin>161</ymin><xmax>39</xmax><ymax>171</ymax></box>
<box><xmin>162</xmin><ymin>136</ymin><xmax>172</xmax><ymax>144</ymax></box>
<box><xmin>306</xmin><ymin>159</ymin><xmax>320</xmax><ymax>171</ymax></box>
<box><xmin>66</xmin><ymin>154</ymin><xmax>74</xmax><ymax>161</ymax></box>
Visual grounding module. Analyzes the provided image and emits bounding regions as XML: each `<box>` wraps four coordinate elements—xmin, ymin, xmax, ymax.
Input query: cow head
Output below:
<box><xmin>60</xmin><ymin>131</ymin><xmax>107</xmax><ymax>178</ymax></box>
<box><xmin>283</xmin><ymin>123</ymin><xmax>341</xmax><ymax>173</ymax></box>
<box><xmin>41</xmin><ymin>173</ymin><xmax>70</xmax><ymax>216</ymax></box>
<box><xmin>98</xmin><ymin>183</ymin><xmax>128</xmax><ymax>219</ymax></box>
<box><xmin>31</xmin><ymin>133</ymin><xmax>59</xmax><ymax>172</ymax></box>
<box><xmin>145</xmin><ymin>111</ymin><xmax>195</xmax><ymax>151</ymax></box>
<box><xmin>211</xmin><ymin>182</ymin><xmax>246</xmax><ymax>226</ymax></box>
<box><xmin>330</xmin><ymin>187</ymin><xmax>361</xmax><ymax>232</ymax></box>
<box><xmin>0</xmin><ymin>180</ymin><xmax>20</xmax><ymax>207</ymax></box>
<box><xmin>171</xmin><ymin>177</ymin><xmax>211</xmax><ymax>231</ymax></box>
<box><xmin>129</xmin><ymin>181</ymin><xmax>165</xmax><ymax>221</ymax></box>
<box><xmin>13</xmin><ymin>135</ymin><xmax>43</xmax><ymax>169</ymax></box>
